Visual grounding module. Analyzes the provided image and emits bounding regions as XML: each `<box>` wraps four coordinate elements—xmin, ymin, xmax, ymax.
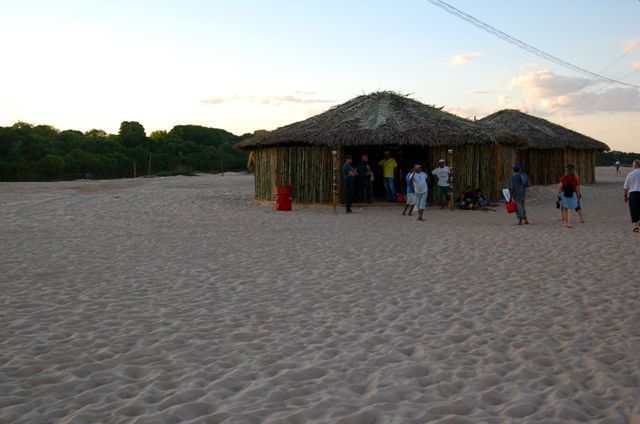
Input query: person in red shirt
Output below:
<box><xmin>557</xmin><ymin>164</ymin><xmax>584</xmax><ymax>228</ymax></box>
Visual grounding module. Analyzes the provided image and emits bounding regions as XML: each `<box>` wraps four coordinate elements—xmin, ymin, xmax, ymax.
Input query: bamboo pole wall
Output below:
<box><xmin>254</xmin><ymin>146</ymin><xmax>335</xmax><ymax>203</ymax></box>
<box><xmin>430</xmin><ymin>144</ymin><xmax>516</xmax><ymax>201</ymax></box>
<box><xmin>254</xmin><ymin>144</ymin><xmax>520</xmax><ymax>204</ymax></box>
<box><xmin>518</xmin><ymin>149</ymin><xmax>596</xmax><ymax>186</ymax></box>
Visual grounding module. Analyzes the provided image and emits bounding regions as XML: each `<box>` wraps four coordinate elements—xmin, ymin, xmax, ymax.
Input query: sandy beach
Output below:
<box><xmin>1</xmin><ymin>167</ymin><xmax>638</xmax><ymax>423</ymax></box>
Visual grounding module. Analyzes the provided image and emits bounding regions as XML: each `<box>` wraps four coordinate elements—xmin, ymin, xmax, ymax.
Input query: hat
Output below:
<box><xmin>566</xmin><ymin>163</ymin><xmax>575</xmax><ymax>169</ymax></box>
<box><xmin>414</xmin><ymin>163</ymin><xmax>423</xmax><ymax>168</ymax></box>
<box><xmin>438</xmin><ymin>159</ymin><xmax>445</xmax><ymax>163</ymax></box>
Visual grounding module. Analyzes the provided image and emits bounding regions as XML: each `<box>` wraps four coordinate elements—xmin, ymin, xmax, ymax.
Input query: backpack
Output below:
<box><xmin>563</xmin><ymin>177</ymin><xmax>574</xmax><ymax>197</ymax></box>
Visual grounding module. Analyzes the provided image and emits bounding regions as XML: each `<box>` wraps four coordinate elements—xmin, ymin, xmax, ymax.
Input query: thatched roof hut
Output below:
<box><xmin>238</xmin><ymin>92</ymin><xmax>523</xmax><ymax>204</ymax></box>
<box><xmin>479</xmin><ymin>109</ymin><xmax>609</xmax><ymax>184</ymax></box>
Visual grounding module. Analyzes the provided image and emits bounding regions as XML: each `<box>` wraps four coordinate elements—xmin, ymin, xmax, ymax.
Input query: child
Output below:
<box><xmin>402</xmin><ymin>165</ymin><xmax>416</xmax><ymax>216</ymax></box>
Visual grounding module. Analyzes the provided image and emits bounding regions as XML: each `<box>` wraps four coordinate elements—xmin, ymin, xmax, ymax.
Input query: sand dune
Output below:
<box><xmin>1</xmin><ymin>168</ymin><xmax>638</xmax><ymax>423</ymax></box>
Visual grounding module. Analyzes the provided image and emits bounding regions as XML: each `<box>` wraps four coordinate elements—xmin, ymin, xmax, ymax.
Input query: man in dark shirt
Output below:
<box><xmin>357</xmin><ymin>153</ymin><xmax>373</xmax><ymax>203</ymax></box>
<box><xmin>343</xmin><ymin>155</ymin><xmax>358</xmax><ymax>213</ymax></box>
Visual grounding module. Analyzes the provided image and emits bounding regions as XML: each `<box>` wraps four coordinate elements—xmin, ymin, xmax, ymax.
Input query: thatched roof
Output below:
<box><xmin>479</xmin><ymin>109</ymin><xmax>609</xmax><ymax>151</ymax></box>
<box><xmin>237</xmin><ymin>91</ymin><xmax>522</xmax><ymax>150</ymax></box>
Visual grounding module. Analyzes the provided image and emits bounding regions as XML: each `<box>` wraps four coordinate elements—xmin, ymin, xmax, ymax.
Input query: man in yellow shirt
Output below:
<box><xmin>378</xmin><ymin>151</ymin><xmax>398</xmax><ymax>202</ymax></box>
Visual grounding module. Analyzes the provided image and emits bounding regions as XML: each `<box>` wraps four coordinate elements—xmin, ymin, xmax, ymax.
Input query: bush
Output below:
<box><xmin>37</xmin><ymin>155</ymin><xmax>65</xmax><ymax>177</ymax></box>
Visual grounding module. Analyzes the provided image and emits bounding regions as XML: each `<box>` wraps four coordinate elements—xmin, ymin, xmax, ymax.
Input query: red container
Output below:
<box><xmin>275</xmin><ymin>186</ymin><xmax>292</xmax><ymax>211</ymax></box>
<box><xmin>505</xmin><ymin>201</ymin><xmax>517</xmax><ymax>213</ymax></box>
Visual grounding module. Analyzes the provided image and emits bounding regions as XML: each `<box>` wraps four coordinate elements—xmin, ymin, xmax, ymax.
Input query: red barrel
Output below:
<box><xmin>275</xmin><ymin>186</ymin><xmax>292</xmax><ymax>211</ymax></box>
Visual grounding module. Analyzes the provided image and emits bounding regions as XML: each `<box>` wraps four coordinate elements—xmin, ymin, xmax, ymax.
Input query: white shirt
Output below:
<box><xmin>432</xmin><ymin>166</ymin><xmax>450</xmax><ymax>187</ymax></box>
<box><xmin>412</xmin><ymin>172</ymin><xmax>429</xmax><ymax>194</ymax></box>
<box><xmin>624</xmin><ymin>168</ymin><xmax>640</xmax><ymax>192</ymax></box>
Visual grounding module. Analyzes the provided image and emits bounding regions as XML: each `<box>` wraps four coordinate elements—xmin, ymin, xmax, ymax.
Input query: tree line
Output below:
<box><xmin>0</xmin><ymin>121</ymin><xmax>252</xmax><ymax>181</ymax></box>
<box><xmin>595</xmin><ymin>150</ymin><xmax>640</xmax><ymax>167</ymax></box>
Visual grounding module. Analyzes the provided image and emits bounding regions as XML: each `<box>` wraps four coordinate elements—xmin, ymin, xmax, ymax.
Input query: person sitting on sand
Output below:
<box><xmin>459</xmin><ymin>186</ymin><xmax>475</xmax><ymax>209</ymax></box>
<box><xmin>403</xmin><ymin>165</ymin><xmax>417</xmax><ymax>216</ymax></box>
<box><xmin>623</xmin><ymin>159</ymin><xmax>640</xmax><ymax>233</ymax></box>
<box><xmin>474</xmin><ymin>188</ymin><xmax>489</xmax><ymax>209</ymax></box>
<box><xmin>558</xmin><ymin>164</ymin><xmax>583</xmax><ymax>228</ymax></box>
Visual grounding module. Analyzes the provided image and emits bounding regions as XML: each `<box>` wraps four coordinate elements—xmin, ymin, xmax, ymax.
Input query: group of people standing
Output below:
<box><xmin>343</xmin><ymin>152</ymin><xmax>640</xmax><ymax>233</ymax></box>
<box><xmin>342</xmin><ymin>151</ymin><xmax>451</xmax><ymax>219</ymax></box>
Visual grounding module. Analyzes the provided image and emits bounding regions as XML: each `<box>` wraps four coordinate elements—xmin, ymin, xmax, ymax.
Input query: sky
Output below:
<box><xmin>0</xmin><ymin>0</ymin><xmax>639</xmax><ymax>151</ymax></box>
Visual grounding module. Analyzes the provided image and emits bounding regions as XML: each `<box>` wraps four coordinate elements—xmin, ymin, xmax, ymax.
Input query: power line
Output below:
<box><xmin>427</xmin><ymin>0</ymin><xmax>640</xmax><ymax>89</ymax></box>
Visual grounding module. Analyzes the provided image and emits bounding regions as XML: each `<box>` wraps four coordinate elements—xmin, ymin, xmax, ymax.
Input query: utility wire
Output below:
<box><xmin>427</xmin><ymin>0</ymin><xmax>640</xmax><ymax>89</ymax></box>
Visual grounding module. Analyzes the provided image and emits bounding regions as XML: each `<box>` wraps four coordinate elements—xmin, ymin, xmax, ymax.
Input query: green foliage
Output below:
<box><xmin>596</xmin><ymin>151</ymin><xmax>640</xmax><ymax>167</ymax></box>
<box><xmin>37</xmin><ymin>155</ymin><xmax>65</xmax><ymax>177</ymax></box>
<box><xmin>0</xmin><ymin>120</ymin><xmax>248</xmax><ymax>181</ymax></box>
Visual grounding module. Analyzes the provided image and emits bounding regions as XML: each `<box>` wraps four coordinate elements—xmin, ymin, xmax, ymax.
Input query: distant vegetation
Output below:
<box><xmin>0</xmin><ymin>121</ymin><xmax>253</xmax><ymax>181</ymax></box>
<box><xmin>596</xmin><ymin>150</ymin><xmax>640</xmax><ymax>167</ymax></box>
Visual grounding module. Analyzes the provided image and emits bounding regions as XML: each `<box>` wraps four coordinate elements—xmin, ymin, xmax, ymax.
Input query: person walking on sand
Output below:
<box><xmin>403</xmin><ymin>165</ymin><xmax>417</xmax><ymax>216</ymax></box>
<box><xmin>357</xmin><ymin>153</ymin><xmax>373</xmax><ymax>203</ymax></box>
<box><xmin>557</xmin><ymin>164</ymin><xmax>585</xmax><ymax>227</ymax></box>
<box><xmin>378</xmin><ymin>151</ymin><xmax>397</xmax><ymax>202</ymax></box>
<box><xmin>410</xmin><ymin>164</ymin><xmax>429</xmax><ymax>221</ymax></box>
<box><xmin>432</xmin><ymin>159</ymin><xmax>450</xmax><ymax>209</ymax></box>
<box><xmin>623</xmin><ymin>159</ymin><xmax>640</xmax><ymax>233</ymax></box>
<box><xmin>558</xmin><ymin>164</ymin><xmax>584</xmax><ymax>228</ymax></box>
<box><xmin>508</xmin><ymin>163</ymin><xmax>530</xmax><ymax>225</ymax></box>
<box><xmin>342</xmin><ymin>155</ymin><xmax>358</xmax><ymax>213</ymax></box>
<box><xmin>615</xmin><ymin>160</ymin><xmax>621</xmax><ymax>175</ymax></box>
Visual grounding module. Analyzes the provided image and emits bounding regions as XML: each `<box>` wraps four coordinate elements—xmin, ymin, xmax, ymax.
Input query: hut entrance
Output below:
<box><xmin>344</xmin><ymin>146</ymin><xmax>433</xmax><ymax>203</ymax></box>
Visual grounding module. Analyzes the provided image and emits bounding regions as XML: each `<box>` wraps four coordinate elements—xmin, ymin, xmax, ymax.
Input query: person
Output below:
<box><xmin>623</xmin><ymin>159</ymin><xmax>640</xmax><ymax>233</ymax></box>
<box><xmin>409</xmin><ymin>163</ymin><xmax>429</xmax><ymax>221</ymax></box>
<box><xmin>342</xmin><ymin>155</ymin><xmax>357</xmax><ymax>213</ymax></box>
<box><xmin>378</xmin><ymin>151</ymin><xmax>397</xmax><ymax>202</ymax></box>
<box><xmin>357</xmin><ymin>154</ymin><xmax>373</xmax><ymax>203</ymax></box>
<box><xmin>557</xmin><ymin>164</ymin><xmax>583</xmax><ymax>228</ymax></box>
<box><xmin>431</xmin><ymin>159</ymin><xmax>450</xmax><ymax>209</ymax></box>
<box><xmin>474</xmin><ymin>189</ymin><xmax>489</xmax><ymax>209</ymax></box>
<box><xmin>459</xmin><ymin>186</ymin><xmax>475</xmax><ymax>209</ymax></box>
<box><xmin>615</xmin><ymin>160</ymin><xmax>621</xmax><ymax>175</ymax></box>
<box><xmin>508</xmin><ymin>163</ymin><xmax>530</xmax><ymax>225</ymax></box>
<box><xmin>402</xmin><ymin>165</ymin><xmax>416</xmax><ymax>216</ymax></box>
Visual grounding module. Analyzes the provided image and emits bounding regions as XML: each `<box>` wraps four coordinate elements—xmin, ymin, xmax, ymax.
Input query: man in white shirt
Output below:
<box><xmin>410</xmin><ymin>164</ymin><xmax>429</xmax><ymax>221</ymax></box>
<box><xmin>623</xmin><ymin>159</ymin><xmax>640</xmax><ymax>233</ymax></box>
<box><xmin>432</xmin><ymin>159</ymin><xmax>450</xmax><ymax>209</ymax></box>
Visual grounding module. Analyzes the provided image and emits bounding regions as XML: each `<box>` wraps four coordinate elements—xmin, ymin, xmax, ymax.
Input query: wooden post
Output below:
<box><xmin>332</xmin><ymin>150</ymin><xmax>338</xmax><ymax>214</ymax></box>
<box><xmin>447</xmin><ymin>149</ymin><xmax>454</xmax><ymax>210</ymax></box>
<box><xmin>133</xmin><ymin>161</ymin><xmax>137</xmax><ymax>178</ymax></box>
<box><xmin>148</xmin><ymin>153</ymin><xmax>152</xmax><ymax>177</ymax></box>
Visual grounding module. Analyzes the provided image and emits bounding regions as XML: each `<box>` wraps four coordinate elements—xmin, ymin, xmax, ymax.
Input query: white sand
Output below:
<box><xmin>1</xmin><ymin>167</ymin><xmax>638</xmax><ymax>423</ymax></box>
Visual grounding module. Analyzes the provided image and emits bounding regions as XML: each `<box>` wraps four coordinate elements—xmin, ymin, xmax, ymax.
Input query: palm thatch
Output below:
<box><xmin>479</xmin><ymin>109</ymin><xmax>609</xmax><ymax>151</ymax></box>
<box><xmin>237</xmin><ymin>92</ymin><xmax>522</xmax><ymax>149</ymax></box>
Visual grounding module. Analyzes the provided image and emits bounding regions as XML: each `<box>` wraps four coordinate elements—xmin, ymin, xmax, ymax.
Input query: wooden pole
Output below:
<box><xmin>148</xmin><ymin>153</ymin><xmax>152</xmax><ymax>177</ymax></box>
<box><xmin>447</xmin><ymin>149</ymin><xmax>454</xmax><ymax>210</ymax></box>
<box><xmin>133</xmin><ymin>161</ymin><xmax>137</xmax><ymax>178</ymax></box>
<box><xmin>332</xmin><ymin>150</ymin><xmax>338</xmax><ymax>214</ymax></box>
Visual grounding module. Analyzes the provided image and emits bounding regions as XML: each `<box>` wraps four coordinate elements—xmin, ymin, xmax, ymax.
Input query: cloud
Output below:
<box><xmin>294</xmin><ymin>90</ymin><xmax>317</xmax><ymax>96</ymax></box>
<box><xmin>199</xmin><ymin>95</ymin><xmax>240</xmax><ymax>105</ymax></box>
<box><xmin>260</xmin><ymin>95</ymin><xmax>334</xmax><ymax>105</ymax></box>
<box><xmin>200</xmin><ymin>94</ymin><xmax>334</xmax><ymax>106</ymax></box>
<box><xmin>632</xmin><ymin>61</ymin><xmax>640</xmax><ymax>70</ymax></box>
<box><xmin>449</xmin><ymin>52</ymin><xmax>482</xmax><ymax>65</ymax></box>
<box><xmin>500</xmin><ymin>69</ymin><xmax>640</xmax><ymax>115</ymax></box>
<box><xmin>623</xmin><ymin>38</ymin><xmax>640</xmax><ymax>53</ymax></box>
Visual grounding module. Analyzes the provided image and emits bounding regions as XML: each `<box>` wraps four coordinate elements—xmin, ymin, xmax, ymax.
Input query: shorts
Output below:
<box><xmin>414</xmin><ymin>191</ymin><xmax>428</xmax><ymax>211</ymax></box>
<box><xmin>406</xmin><ymin>193</ymin><xmax>416</xmax><ymax>205</ymax></box>
<box><xmin>436</xmin><ymin>185</ymin><xmax>449</xmax><ymax>198</ymax></box>
<box><xmin>560</xmin><ymin>193</ymin><xmax>578</xmax><ymax>209</ymax></box>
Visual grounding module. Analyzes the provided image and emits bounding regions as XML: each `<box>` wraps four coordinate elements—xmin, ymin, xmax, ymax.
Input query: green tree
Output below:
<box><xmin>119</xmin><ymin>121</ymin><xmax>147</xmax><ymax>148</ymax></box>
<box><xmin>37</xmin><ymin>155</ymin><xmax>65</xmax><ymax>177</ymax></box>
